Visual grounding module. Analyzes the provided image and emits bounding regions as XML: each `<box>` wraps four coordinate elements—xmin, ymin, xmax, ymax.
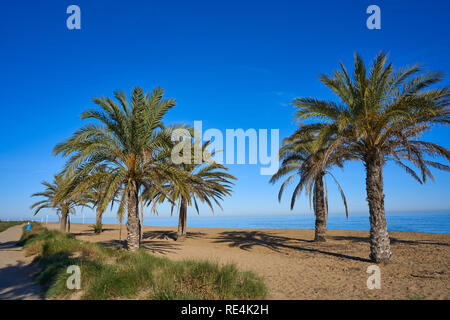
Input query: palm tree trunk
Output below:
<box><xmin>140</xmin><ymin>196</ymin><xmax>144</xmax><ymax>240</ymax></box>
<box><xmin>95</xmin><ymin>208</ymin><xmax>103</xmax><ymax>233</ymax></box>
<box><xmin>60</xmin><ymin>208</ymin><xmax>68</xmax><ymax>232</ymax></box>
<box><xmin>365</xmin><ymin>153</ymin><xmax>392</xmax><ymax>263</ymax></box>
<box><xmin>126</xmin><ymin>181</ymin><xmax>141</xmax><ymax>251</ymax></box>
<box><xmin>176</xmin><ymin>196</ymin><xmax>187</xmax><ymax>241</ymax></box>
<box><xmin>314</xmin><ymin>175</ymin><xmax>327</xmax><ymax>242</ymax></box>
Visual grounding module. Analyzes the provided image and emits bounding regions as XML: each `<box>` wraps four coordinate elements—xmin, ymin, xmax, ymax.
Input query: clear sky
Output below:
<box><xmin>1</xmin><ymin>0</ymin><xmax>449</xmax><ymax>220</ymax></box>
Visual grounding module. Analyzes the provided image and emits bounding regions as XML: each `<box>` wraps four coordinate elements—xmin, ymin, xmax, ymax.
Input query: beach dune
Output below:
<box><xmin>46</xmin><ymin>222</ymin><xmax>450</xmax><ymax>300</ymax></box>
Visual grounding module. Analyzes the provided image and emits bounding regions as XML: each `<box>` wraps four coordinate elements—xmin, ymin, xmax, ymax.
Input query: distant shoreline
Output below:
<box><xmin>12</xmin><ymin>211</ymin><xmax>450</xmax><ymax>234</ymax></box>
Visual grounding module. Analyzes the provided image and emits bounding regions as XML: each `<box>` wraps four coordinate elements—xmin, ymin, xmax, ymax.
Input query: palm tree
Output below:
<box><xmin>145</xmin><ymin>140</ymin><xmax>236</xmax><ymax>240</ymax></box>
<box><xmin>293</xmin><ymin>52</ymin><xmax>450</xmax><ymax>262</ymax></box>
<box><xmin>53</xmin><ymin>87</ymin><xmax>180</xmax><ymax>251</ymax></box>
<box><xmin>65</xmin><ymin>165</ymin><xmax>116</xmax><ymax>234</ymax></box>
<box><xmin>270</xmin><ymin>129</ymin><xmax>349</xmax><ymax>242</ymax></box>
<box><xmin>30</xmin><ymin>174</ymin><xmax>87</xmax><ymax>232</ymax></box>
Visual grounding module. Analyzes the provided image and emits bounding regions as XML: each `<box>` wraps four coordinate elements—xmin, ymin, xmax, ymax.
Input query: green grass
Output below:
<box><xmin>89</xmin><ymin>223</ymin><xmax>102</xmax><ymax>234</ymax></box>
<box><xmin>20</xmin><ymin>223</ymin><xmax>268</xmax><ymax>300</ymax></box>
<box><xmin>0</xmin><ymin>220</ymin><xmax>25</xmax><ymax>233</ymax></box>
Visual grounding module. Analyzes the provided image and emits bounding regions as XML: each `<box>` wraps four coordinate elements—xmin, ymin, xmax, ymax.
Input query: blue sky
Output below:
<box><xmin>1</xmin><ymin>0</ymin><xmax>449</xmax><ymax>220</ymax></box>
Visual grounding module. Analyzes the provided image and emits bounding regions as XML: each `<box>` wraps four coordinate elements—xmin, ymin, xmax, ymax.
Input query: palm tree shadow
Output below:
<box><xmin>139</xmin><ymin>230</ymin><xmax>206</xmax><ymax>255</ymax></box>
<box><xmin>0</xmin><ymin>261</ymin><xmax>44</xmax><ymax>300</ymax></box>
<box><xmin>96</xmin><ymin>238</ymin><xmax>178</xmax><ymax>255</ymax></box>
<box><xmin>390</xmin><ymin>238</ymin><xmax>450</xmax><ymax>246</ymax></box>
<box><xmin>329</xmin><ymin>235</ymin><xmax>450</xmax><ymax>247</ymax></box>
<box><xmin>0</xmin><ymin>241</ymin><xmax>21</xmax><ymax>250</ymax></box>
<box><xmin>328</xmin><ymin>235</ymin><xmax>369</xmax><ymax>243</ymax></box>
<box><xmin>214</xmin><ymin>231</ymin><xmax>371</xmax><ymax>263</ymax></box>
<box><xmin>143</xmin><ymin>230</ymin><xmax>206</xmax><ymax>241</ymax></box>
<box><xmin>71</xmin><ymin>228</ymin><xmax>116</xmax><ymax>237</ymax></box>
<box><xmin>140</xmin><ymin>241</ymin><xmax>180</xmax><ymax>255</ymax></box>
<box><xmin>143</xmin><ymin>231</ymin><xmax>177</xmax><ymax>241</ymax></box>
<box><xmin>96</xmin><ymin>239</ymin><xmax>127</xmax><ymax>250</ymax></box>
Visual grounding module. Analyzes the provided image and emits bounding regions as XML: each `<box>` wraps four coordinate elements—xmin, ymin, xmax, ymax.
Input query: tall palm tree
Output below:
<box><xmin>293</xmin><ymin>52</ymin><xmax>450</xmax><ymax>262</ymax></box>
<box><xmin>146</xmin><ymin>140</ymin><xmax>236</xmax><ymax>240</ymax></box>
<box><xmin>30</xmin><ymin>174</ymin><xmax>87</xmax><ymax>232</ymax></box>
<box><xmin>270</xmin><ymin>129</ymin><xmax>349</xmax><ymax>242</ymax></box>
<box><xmin>53</xmin><ymin>87</ymin><xmax>181</xmax><ymax>251</ymax></box>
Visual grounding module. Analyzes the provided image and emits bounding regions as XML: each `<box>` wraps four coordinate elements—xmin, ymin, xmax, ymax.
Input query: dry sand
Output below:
<box><xmin>47</xmin><ymin>222</ymin><xmax>449</xmax><ymax>300</ymax></box>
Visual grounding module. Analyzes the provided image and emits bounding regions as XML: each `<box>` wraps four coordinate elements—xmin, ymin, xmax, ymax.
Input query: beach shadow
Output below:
<box><xmin>143</xmin><ymin>230</ymin><xmax>206</xmax><ymax>241</ymax></box>
<box><xmin>215</xmin><ymin>231</ymin><xmax>308</xmax><ymax>251</ymax></box>
<box><xmin>328</xmin><ymin>235</ymin><xmax>369</xmax><ymax>243</ymax></box>
<box><xmin>215</xmin><ymin>231</ymin><xmax>371</xmax><ymax>263</ymax></box>
<box><xmin>329</xmin><ymin>235</ymin><xmax>450</xmax><ymax>247</ymax></box>
<box><xmin>140</xmin><ymin>241</ymin><xmax>180</xmax><ymax>255</ymax></box>
<box><xmin>0</xmin><ymin>261</ymin><xmax>43</xmax><ymax>300</ymax></box>
<box><xmin>0</xmin><ymin>241</ymin><xmax>21</xmax><ymax>250</ymax></box>
<box><xmin>71</xmin><ymin>228</ymin><xmax>116</xmax><ymax>237</ymax></box>
<box><xmin>390</xmin><ymin>237</ymin><xmax>450</xmax><ymax>247</ymax></box>
<box><xmin>140</xmin><ymin>230</ymin><xmax>206</xmax><ymax>254</ymax></box>
<box><xmin>96</xmin><ymin>236</ymin><xmax>181</xmax><ymax>255</ymax></box>
<box><xmin>143</xmin><ymin>230</ymin><xmax>177</xmax><ymax>241</ymax></box>
<box><xmin>96</xmin><ymin>239</ymin><xmax>127</xmax><ymax>250</ymax></box>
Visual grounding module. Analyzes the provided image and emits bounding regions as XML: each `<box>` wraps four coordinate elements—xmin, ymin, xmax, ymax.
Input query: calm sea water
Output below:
<box><xmin>21</xmin><ymin>211</ymin><xmax>450</xmax><ymax>234</ymax></box>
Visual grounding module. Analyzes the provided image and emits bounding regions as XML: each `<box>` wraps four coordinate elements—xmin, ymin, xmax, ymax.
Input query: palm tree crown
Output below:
<box><xmin>145</xmin><ymin>139</ymin><xmax>236</xmax><ymax>240</ymax></box>
<box><xmin>53</xmin><ymin>86</ymin><xmax>180</xmax><ymax>250</ymax></box>
<box><xmin>270</xmin><ymin>128</ymin><xmax>349</xmax><ymax>241</ymax></box>
<box><xmin>30</xmin><ymin>174</ymin><xmax>88</xmax><ymax>232</ymax></box>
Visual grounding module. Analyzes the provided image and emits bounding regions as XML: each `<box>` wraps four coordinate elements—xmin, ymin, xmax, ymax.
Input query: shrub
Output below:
<box><xmin>89</xmin><ymin>223</ymin><xmax>102</xmax><ymax>234</ymax></box>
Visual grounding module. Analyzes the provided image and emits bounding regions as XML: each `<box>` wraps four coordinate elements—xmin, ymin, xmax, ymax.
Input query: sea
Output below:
<box><xmin>17</xmin><ymin>211</ymin><xmax>450</xmax><ymax>234</ymax></box>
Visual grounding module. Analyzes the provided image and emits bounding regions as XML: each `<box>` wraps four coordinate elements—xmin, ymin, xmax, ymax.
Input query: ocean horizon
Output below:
<box><xmin>12</xmin><ymin>211</ymin><xmax>450</xmax><ymax>234</ymax></box>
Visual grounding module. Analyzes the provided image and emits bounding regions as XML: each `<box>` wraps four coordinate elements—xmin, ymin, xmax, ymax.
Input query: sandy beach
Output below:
<box><xmin>45</xmin><ymin>222</ymin><xmax>449</xmax><ymax>300</ymax></box>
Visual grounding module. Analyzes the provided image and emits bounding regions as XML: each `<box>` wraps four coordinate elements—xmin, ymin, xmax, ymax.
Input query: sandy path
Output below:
<box><xmin>47</xmin><ymin>222</ymin><xmax>450</xmax><ymax>300</ymax></box>
<box><xmin>0</xmin><ymin>224</ymin><xmax>43</xmax><ymax>300</ymax></box>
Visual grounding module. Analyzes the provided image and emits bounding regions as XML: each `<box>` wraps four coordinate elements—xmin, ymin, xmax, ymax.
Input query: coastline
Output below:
<box><xmin>28</xmin><ymin>211</ymin><xmax>450</xmax><ymax>234</ymax></box>
<box><xmin>46</xmin><ymin>222</ymin><xmax>450</xmax><ymax>299</ymax></box>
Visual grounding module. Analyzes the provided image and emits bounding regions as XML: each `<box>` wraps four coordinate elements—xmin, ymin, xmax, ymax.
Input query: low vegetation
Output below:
<box><xmin>19</xmin><ymin>223</ymin><xmax>267</xmax><ymax>300</ymax></box>
<box><xmin>0</xmin><ymin>220</ymin><xmax>24</xmax><ymax>233</ymax></box>
<box><xmin>89</xmin><ymin>223</ymin><xmax>103</xmax><ymax>234</ymax></box>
